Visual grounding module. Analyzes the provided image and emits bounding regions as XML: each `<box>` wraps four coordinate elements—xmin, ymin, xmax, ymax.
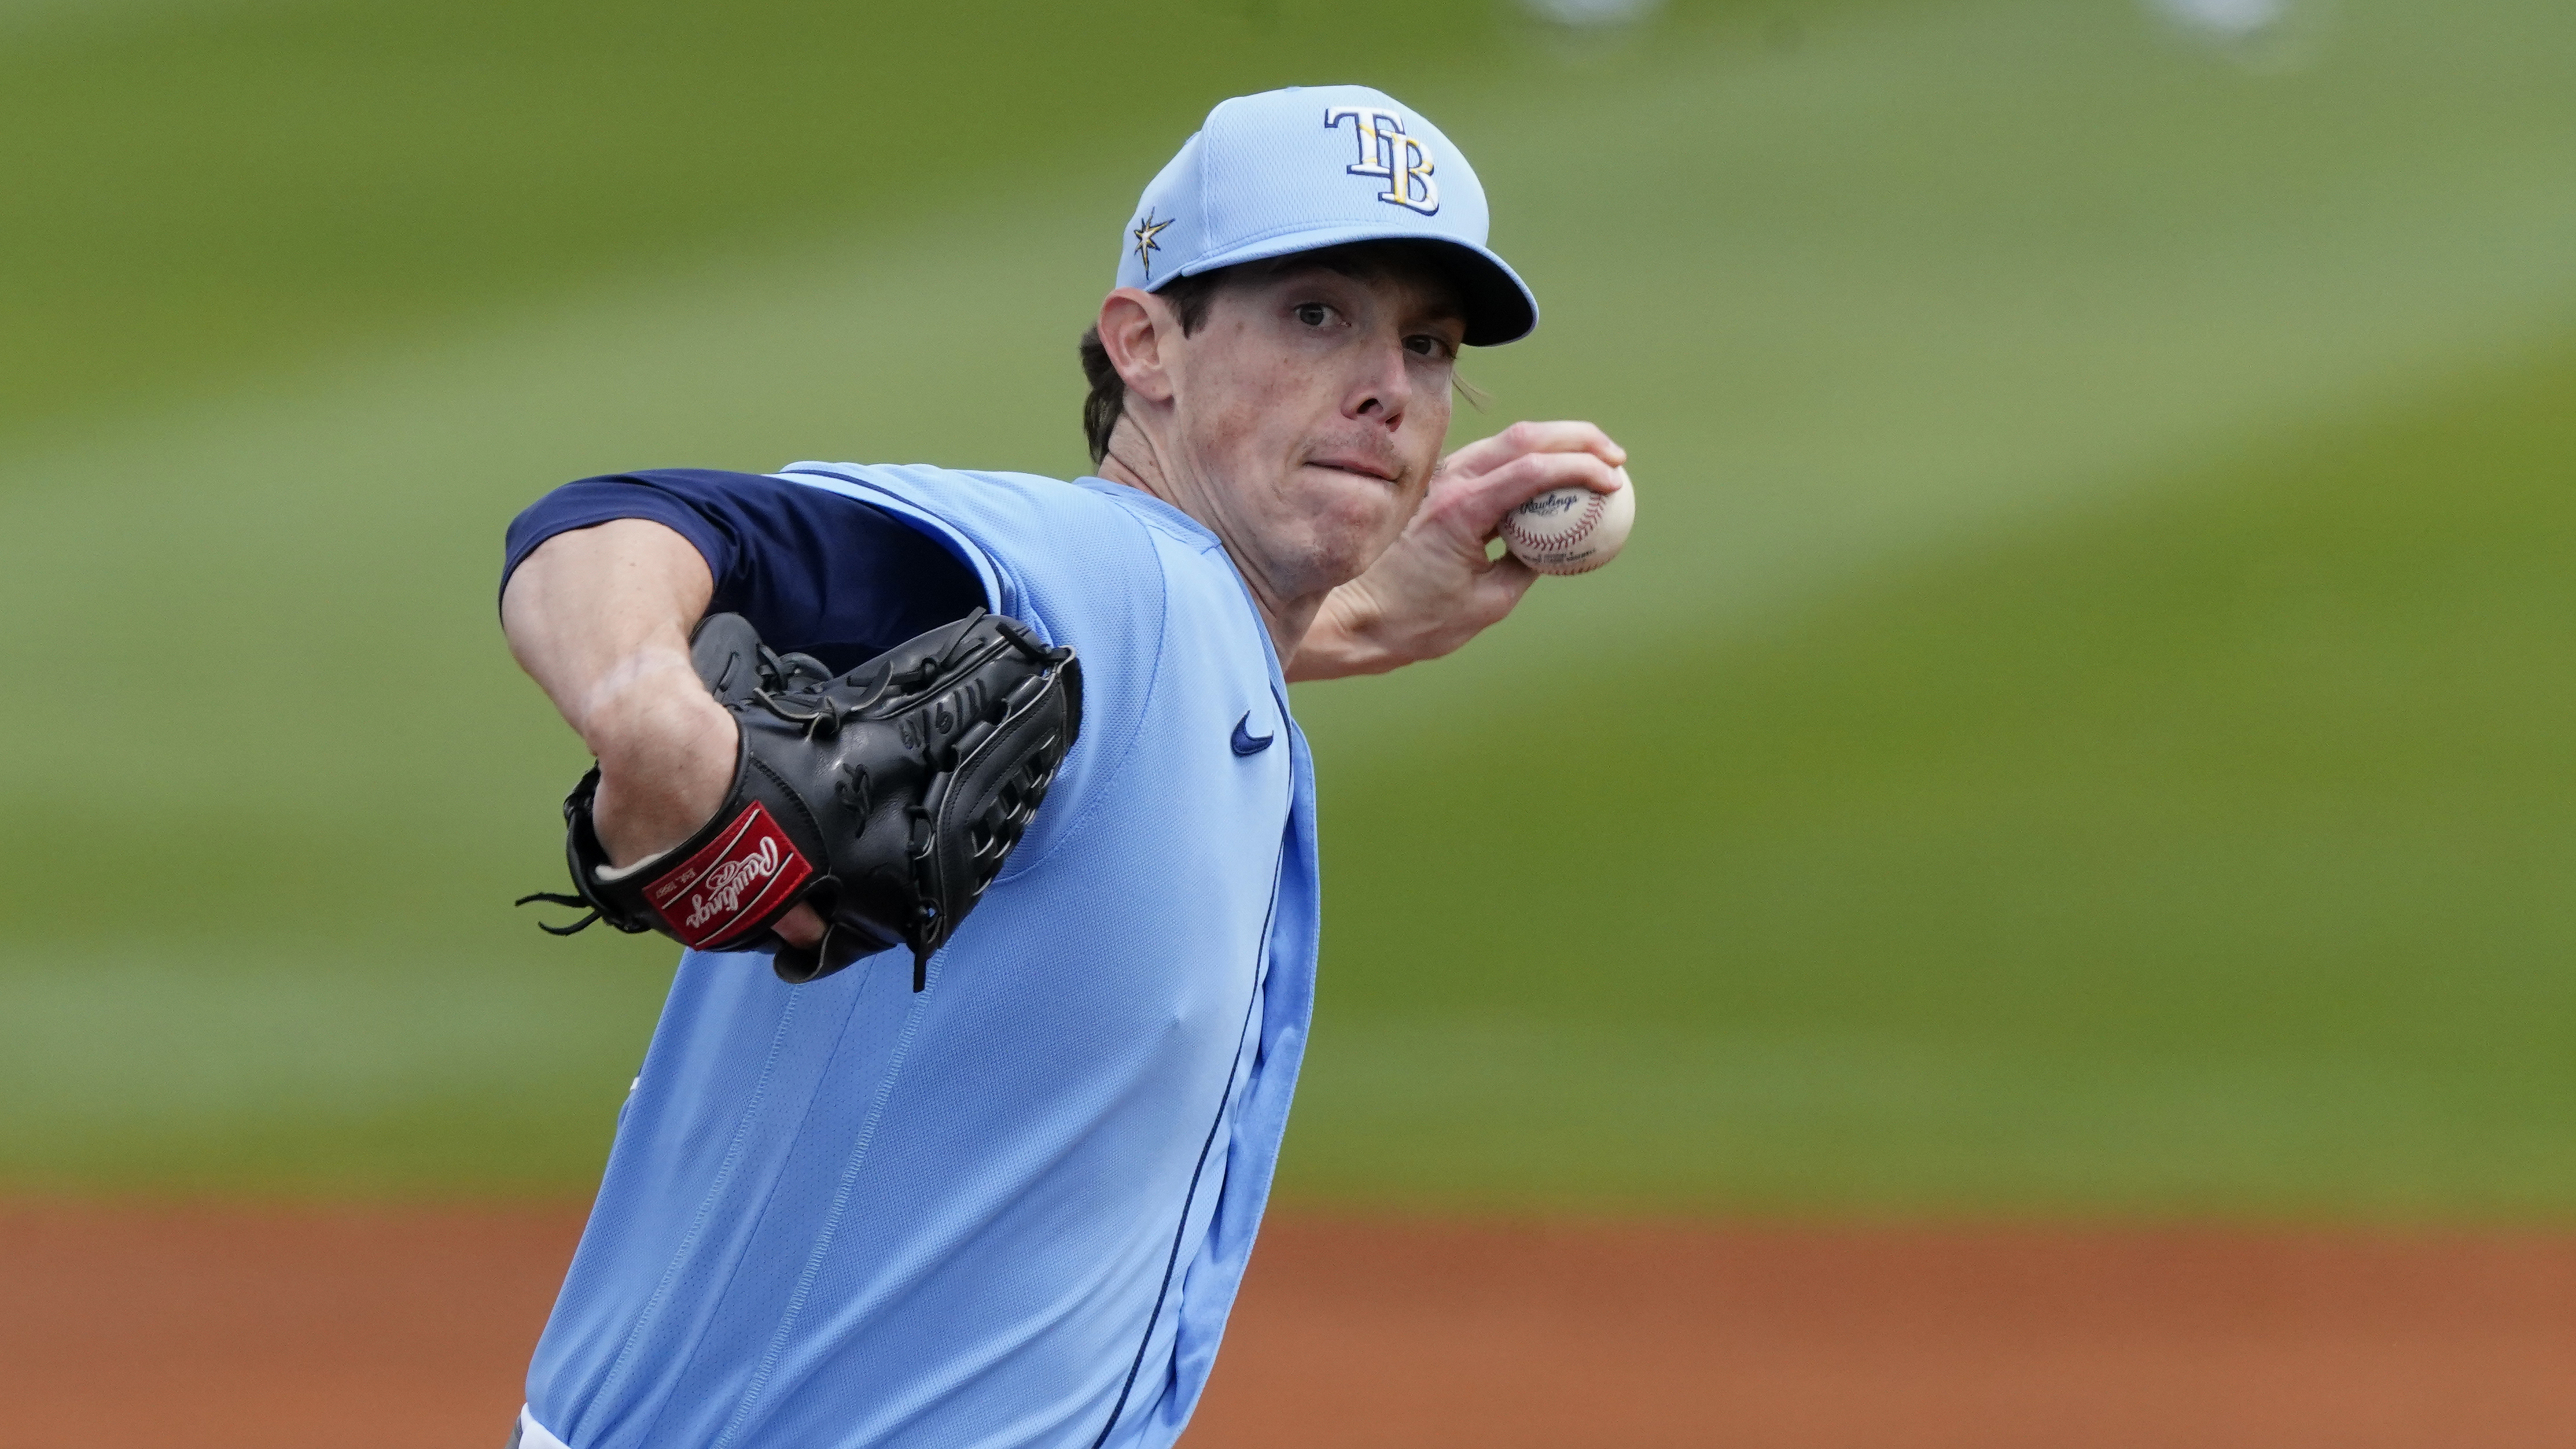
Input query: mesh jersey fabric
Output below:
<box><xmin>521</xmin><ymin>464</ymin><xmax>1319</xmax><ymax>1449</ymax></box>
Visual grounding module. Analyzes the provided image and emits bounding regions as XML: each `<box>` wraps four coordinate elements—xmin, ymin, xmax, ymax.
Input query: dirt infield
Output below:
<box><xmin>7</xmin><ymin>1205</ymin><xmax>2576</xmax><ymax>1448</ymax></box>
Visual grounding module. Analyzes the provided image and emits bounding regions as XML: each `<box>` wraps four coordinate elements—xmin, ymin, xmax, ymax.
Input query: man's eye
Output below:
<box><xmin>1406</xmin><ymin>335</ymin><xmax>1453</xmax><ymax>359</ymax></box>
<box><xmin>1293</xmin><ymin>303</ymin><xmax>1331</xmax><ymax>327</ymax></box>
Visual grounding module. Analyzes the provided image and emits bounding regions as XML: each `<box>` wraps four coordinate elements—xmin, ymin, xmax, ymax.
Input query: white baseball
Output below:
<box><xmin>1499</xmin><ymin>465</ymin><xmax>1635</xmax><ymax>576</ymax></box>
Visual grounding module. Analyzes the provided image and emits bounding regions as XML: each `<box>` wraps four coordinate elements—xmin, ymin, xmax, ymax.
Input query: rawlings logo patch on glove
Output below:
<box><xmin>648</xmin><ymin>804</ymin><xmax>812</xmax><ymax>946</ymax></box>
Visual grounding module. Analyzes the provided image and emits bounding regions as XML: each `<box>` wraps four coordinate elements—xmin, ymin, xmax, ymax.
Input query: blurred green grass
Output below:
<box><xmin>0</xmin><ymin>0</ymin><xmax>1522</xmax><ymax>451</ymax></box>
<box><xmin>4</xmin><ymin>0</ymin><xmax>2576</xmax><ymax>1211</ymax></box>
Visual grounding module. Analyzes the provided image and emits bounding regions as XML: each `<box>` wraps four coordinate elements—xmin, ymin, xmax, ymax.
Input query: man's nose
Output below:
<box><xmin>1348</xmin><ymin>342</ymin><xmax>1414</xmax><ymax>428</ymax></box>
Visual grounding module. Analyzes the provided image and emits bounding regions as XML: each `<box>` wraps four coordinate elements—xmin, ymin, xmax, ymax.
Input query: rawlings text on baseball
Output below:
<box><xmin>1499</xmin><ymin>464</ymin><xmax>1635</xmax><ymax>575</ymax></box>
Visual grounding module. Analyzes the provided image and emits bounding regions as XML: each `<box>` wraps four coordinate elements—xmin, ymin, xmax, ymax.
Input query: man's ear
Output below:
<box><xmin>1096</xmin><ymin>288</ymin><xmax>1177</xmax><ymax>405</ymax></box>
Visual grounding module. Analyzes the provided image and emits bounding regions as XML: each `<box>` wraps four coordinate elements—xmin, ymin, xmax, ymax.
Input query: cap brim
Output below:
<box><xmin>1162</xmin><ymin>225</ymin><xmax>1538</xmax><ymax>347</ymax></box>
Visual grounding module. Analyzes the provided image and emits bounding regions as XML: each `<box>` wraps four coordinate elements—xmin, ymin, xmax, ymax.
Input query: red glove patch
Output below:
<box><xmin>644</xmin><ymin>802</ymin><xmax>815</xmax><ymax>949</ymax></box>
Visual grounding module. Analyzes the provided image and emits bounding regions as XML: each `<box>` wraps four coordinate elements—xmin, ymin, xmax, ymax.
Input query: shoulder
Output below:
<box><xmin>774</xmin><ymin>465</ymin><xmax>1163</xmax><ymax>615</ymax></box>
<box><xmin>774</xmin><ymin>463</ymin><xmax>1135</xmax><ymax>538</ymax></box>
<box><xmin>771</xmin><ymin>464</ymin><xmax>1193</xmax><ymax>722</ymax></box>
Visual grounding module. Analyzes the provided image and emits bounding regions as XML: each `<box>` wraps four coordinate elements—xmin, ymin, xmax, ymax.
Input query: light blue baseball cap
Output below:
<box><xmin>1116</xmin><ymin>85</ymin><xmax>1538</xmax><ymax>346</ymax></box>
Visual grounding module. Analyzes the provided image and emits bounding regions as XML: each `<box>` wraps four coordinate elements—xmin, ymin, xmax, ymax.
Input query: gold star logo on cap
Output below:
<box><xmin>1131</xmin><ymin>210</ymin><xmax>1173</xmax><ymax>278</ymax></box>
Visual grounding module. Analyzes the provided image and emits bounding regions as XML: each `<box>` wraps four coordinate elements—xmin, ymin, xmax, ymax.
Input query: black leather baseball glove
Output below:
<box><xmin>519</xmin><ymin>609</ymin><xmax>1080</xmax><ymax>988</ymax></box>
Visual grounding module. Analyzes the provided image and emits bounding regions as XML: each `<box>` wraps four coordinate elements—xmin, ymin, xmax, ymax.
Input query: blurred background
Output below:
<box><xmin>5</xmin><ymin>0</ymin><xmax>2575</xmax><ymax>1231</ymax></box>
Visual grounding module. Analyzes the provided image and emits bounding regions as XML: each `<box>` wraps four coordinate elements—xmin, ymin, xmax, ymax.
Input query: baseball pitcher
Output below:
<box><xmin>496</xmin><ymin>84</ymin><xmax>1627</xmax><ymax>1449</ymax></box>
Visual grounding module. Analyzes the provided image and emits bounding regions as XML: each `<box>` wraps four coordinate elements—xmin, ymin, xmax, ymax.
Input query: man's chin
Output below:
<box><xmin>1272</xmin><ymin>469</ymin><xmax>1416</xmax><ymax>587</ymax></box>
<box><xmin>1305</xmin><ymin>521</ymin><xmax>1409</xmax><ymax>592</ymax></box>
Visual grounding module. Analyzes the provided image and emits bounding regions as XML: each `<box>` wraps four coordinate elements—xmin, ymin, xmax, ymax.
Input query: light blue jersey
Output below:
<box><xmin>520</xmin><ymin>464</ymin><xmax>1319</xmax><ymax>1449</ymax></box>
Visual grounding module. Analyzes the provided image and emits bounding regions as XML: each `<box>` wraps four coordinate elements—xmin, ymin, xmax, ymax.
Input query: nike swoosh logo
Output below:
<box><xmin>1230</xmin><ymin>712</ymin><xmax>1275</xmax><ymax>756</ymax></box>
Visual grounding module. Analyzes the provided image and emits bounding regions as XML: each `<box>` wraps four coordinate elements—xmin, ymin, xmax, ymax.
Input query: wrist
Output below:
<box><xmin>584</xmin><ymin>665</ymin><xmax>738</xmax><ymax>866</ymax></box>
<box><xmin>1291</xmin><ymin>582</ymin><xmax>1400</xmax><ymax>681</ymax></box>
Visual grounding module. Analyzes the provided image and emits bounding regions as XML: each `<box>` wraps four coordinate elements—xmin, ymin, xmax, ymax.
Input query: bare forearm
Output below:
<box><xmin>1286</xmin><ymin>556</ymin><xmax>1526</xmax><ymax>683</ymax></box>
<box><xmin>500</xmin><ymin>519</ymin><xmax>734</xmax><ymax>865</ymax></box>
<box><xmin>1286</xmin><ymin>584</ymin><xmax>1404</xmax><ymax>681</ymax></box>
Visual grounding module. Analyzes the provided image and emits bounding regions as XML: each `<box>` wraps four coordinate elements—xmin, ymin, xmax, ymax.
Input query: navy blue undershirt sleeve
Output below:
<box><xmin>501</xmin><ymin>469</ymin><xmax>985</xmax><ymax>675</ymax></box>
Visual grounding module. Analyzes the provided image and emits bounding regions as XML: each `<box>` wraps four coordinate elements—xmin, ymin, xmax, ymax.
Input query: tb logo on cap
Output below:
<box><xmin>1324</xmin><ymin>106</ymin><xmax>1439</xmax><ymax>216</ymax></box>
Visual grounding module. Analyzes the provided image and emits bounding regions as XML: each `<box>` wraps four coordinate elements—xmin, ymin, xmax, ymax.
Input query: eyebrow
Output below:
<box><xmin>1268</xmin><ymin>263</ymin><xmax>1466</xmax><ymax>328</ymax></box>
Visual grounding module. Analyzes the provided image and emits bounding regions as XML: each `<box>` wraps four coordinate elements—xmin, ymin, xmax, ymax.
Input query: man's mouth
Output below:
<box><xmin>1307</xmin><ymin>456</ymin><xmax>1401</xmax><ymax>484</ymax></box>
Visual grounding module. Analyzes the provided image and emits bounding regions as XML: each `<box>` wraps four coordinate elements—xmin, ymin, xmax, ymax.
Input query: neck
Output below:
<box><xmin>1094</xmin><ymin>419</ymin><xmax>1322</xmax><ymax>664</ymax></box>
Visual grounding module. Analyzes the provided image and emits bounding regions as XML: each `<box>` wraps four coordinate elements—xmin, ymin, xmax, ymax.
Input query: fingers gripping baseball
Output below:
<box><xmin>1442</xmin><ymin>419</ymin><xmax>1626</xmax><ymax>506</ymax></box>
<box><xmin>1452</xmin><ymin>423</ymin><xmax>1635</xmax><ymax>576</ymax></box>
